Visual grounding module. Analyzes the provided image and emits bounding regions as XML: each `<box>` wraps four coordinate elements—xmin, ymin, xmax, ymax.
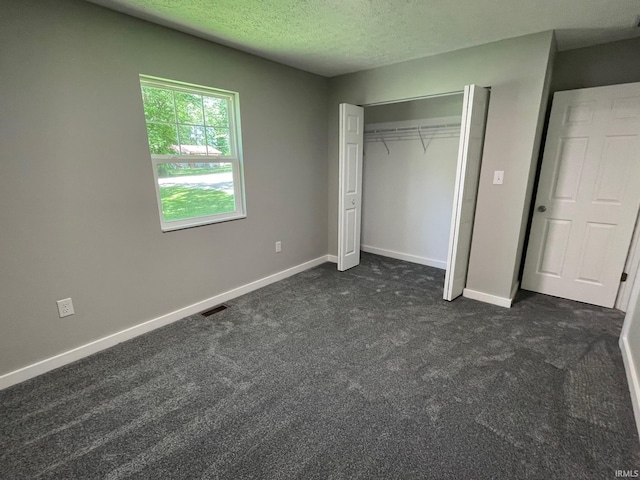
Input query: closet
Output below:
<box><xmin>338</xmin><ymin>85</ymin><xmax>490</xmax><ymax>300</ymax></box>
<box><xmin>361</xmin><ymin>94</ymin><xmax>463</xmax><ymax>270</ymax></box>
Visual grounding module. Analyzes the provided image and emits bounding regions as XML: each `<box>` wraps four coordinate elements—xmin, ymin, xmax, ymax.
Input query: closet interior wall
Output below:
<box><xmin>362</xmin><ymin>94</ymin><xmax>464</xmax><ymax>269</ymax></box>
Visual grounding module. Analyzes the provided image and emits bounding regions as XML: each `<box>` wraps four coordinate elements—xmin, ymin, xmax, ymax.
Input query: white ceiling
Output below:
<box><xmin>88</xmin><ymin>0</ymin><xmax>640</xmax><ymax>77</ymax></box>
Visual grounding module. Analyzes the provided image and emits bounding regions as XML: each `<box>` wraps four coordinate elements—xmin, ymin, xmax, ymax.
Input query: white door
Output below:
<box><xmin>522</xmin><ymin>82</ymin><xmax>640</xmax><ymax>308</ymax></box>
<box><xmin>338</xmin><ymin>103</ymin><xmax>364</xmax><ymax>271</ymax></box>
<box><xmin>443</xmin><ymin>85</ymin><xmax>490</xmax><ymax>301</ymax></box>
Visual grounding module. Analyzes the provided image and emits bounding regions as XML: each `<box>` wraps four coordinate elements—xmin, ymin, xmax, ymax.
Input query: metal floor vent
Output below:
<box><xmin>200</xmin><ymin>304</ymin><xmax>228</xmax><ymax>317</ymax></box>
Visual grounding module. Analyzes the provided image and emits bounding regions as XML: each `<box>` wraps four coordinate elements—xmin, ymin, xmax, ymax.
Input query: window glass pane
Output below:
<box><xmin>206</xmin><ymin>127</ymin><xmax>231</xmax><ymax>156</ymax></box>
<box><xmin>146</xmin><ymin>123</ymin><xmax>178</xmax><ymax>155</ymax></box>
<box><xmin>204</xmin><ymin>96</ymin><xmax>229</xmax><ymax>127</ymax></box>
<box><xmin>157</xmin><ymin>163</ymin><xmax>235</xmax><ymax>222</ymax></box>
<box><xmin>174</xmin><ymin>92</ymin><xmax>204</xmax><ymax>125</ymax></box>
<box><xmin>141</xmin><ymin>86</ymin><xmax>175</xmax><ymax>123</ymax></box>
<box><xmin>178</xmin><ymin>125</ymin><xmax>207</xmax><ymax>155</ymax></box>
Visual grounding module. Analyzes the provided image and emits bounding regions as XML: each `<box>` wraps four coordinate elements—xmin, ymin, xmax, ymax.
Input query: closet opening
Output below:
<box><xmin>361</xmin><ymin>93</ymin><xmax>464</xmax><ymax>272</ymax></box>
<box><xmin>338</xmin><ymin>85</ymin><xmax>490</xmax><ymax>301</ymax></box>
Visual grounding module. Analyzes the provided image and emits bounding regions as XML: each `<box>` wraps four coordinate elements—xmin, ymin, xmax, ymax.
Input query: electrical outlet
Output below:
<box><xmin>56</xmin><ymin>298</ymin><xmax>75</xmax><ymax>318</ymax></box>
<box><xmin>275</xmin><ymin>241</ymin><xmax>282</xmax><ymax>253</ymax></box>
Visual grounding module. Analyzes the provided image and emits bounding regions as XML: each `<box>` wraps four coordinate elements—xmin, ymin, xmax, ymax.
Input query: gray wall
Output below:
<box><xmin>552</xmin><ymin>37</ymin><xmax>640</xmax><ymax>93</ymax></box>
<box><xmin>328</xmin><ymin>32</ymin><xmax>555</xmax><ymax>301</ymax></box>
<box><xmin>0</xmin><ymin>0</ymin><xmax>328</xmax><ymax>376</ymax></box>
<box><xmin>365</xmin><ymin>95</ymin><xmax>463</xmax><ymax>124</ymax></box>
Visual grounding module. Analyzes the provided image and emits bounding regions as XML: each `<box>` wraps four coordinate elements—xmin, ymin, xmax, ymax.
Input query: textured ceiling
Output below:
<box><xmin>88</xmin><ymin>0</ymin><xmax>640</xmax><ymax>77</ymax></box>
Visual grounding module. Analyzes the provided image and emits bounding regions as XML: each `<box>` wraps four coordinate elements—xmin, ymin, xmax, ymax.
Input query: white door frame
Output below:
<box><xmin>616</xmin><ymin>208</ymin><xmax>640</xmax><ymax>312</ymax></box>
<box><xmin>361</xmin><ymin>90</ymin><xmax>465</xmax><ymax>108</ymax></box>
<box><xmin>620</xmin><ymin>265</ymin><xmax>640</xmax><ymax>438</ymax></box>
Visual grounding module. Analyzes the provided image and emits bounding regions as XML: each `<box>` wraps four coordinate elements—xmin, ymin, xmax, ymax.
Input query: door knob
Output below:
<box><xmin>537</xmin><ymin>205</ymin><xmax>547</xmax><ymax>212</ymax></box>
<box><xmin>351</xmin><ymin>199</ymin><xmax>355</xmax><ymax>205</ymax></box>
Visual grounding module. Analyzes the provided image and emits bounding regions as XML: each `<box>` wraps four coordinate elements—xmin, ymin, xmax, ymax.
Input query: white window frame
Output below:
<box><xmin>139</xmin><ymin>75</ymin><xmax>246</xmax><ymax>232</ymax></box>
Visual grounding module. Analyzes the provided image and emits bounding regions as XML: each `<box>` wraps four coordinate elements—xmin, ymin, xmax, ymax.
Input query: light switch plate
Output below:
<box><xmin>493</xmin><ymin>170</ymin><xmax>504</xmax><ymax>185</ymax></box>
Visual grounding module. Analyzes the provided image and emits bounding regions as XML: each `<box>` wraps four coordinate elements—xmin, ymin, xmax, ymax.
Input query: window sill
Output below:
<box><xmin>161</xmin><ymin>213</ymin><xmax>246</xmax><ymax>232</ymax></box>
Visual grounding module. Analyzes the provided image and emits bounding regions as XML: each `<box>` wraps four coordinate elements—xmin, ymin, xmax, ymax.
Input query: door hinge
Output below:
<box><xmin>622</xmin><ymin>272</ymin><xmax>628</xmax><ymax>282</ymax></box>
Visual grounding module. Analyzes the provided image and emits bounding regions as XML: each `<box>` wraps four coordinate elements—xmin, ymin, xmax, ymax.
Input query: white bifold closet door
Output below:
<box><xmin>443</xmin><ymin>85</ymin><xmax>490</xmax><ymax>301</ymax></box>
<box><xmin>338</xmin><ymin>103</ymin><xmax>364</xmax><ymax>271</ymax></box>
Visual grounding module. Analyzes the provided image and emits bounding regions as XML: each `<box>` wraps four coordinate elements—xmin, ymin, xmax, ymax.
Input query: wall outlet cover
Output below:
<box><xmin>56</xmin><ymin>298</ymin><xmax>75</xmax><ymax>318</ymax></box>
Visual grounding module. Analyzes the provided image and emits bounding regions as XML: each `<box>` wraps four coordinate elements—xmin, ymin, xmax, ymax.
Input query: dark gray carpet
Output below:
<box><xmin>1</xmin><ymin>253</ymin><xmax>639</xmax><ymax>479</ymax></box>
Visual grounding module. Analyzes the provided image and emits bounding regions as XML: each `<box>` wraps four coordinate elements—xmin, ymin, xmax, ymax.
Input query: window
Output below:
<box><xmin>139</xmin><ymin>75</ymin><xmax>246</xmax><ymax>231</ymax></box>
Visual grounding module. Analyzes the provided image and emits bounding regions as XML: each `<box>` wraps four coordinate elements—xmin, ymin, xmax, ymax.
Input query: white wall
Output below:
<box><xmin>328</xmin><ymin>32</ymin><xmax>555</xmax><ymax>303</ymax></box>
<box><xmin>0</xmin><ymin>0</ymin><xmax>328</xmax><ymax>377</ymax></box>
<box><xmin>361</xmin><ymin>116</ymin><xmax>460</xmax><ymax>268</ymax></box>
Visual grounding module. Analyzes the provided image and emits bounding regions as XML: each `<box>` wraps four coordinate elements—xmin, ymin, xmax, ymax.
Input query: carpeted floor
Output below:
<box><xmin>1</xmin><ymin>253</ymin><xmax>639</xmax><ymax>479</ymax></box>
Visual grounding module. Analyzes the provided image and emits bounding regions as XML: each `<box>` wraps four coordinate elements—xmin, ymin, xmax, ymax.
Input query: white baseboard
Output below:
<box><xmin>0</xmin><ymin>255</ymin><xmax>333</xmax><ymax>391</ymax></box>
<box><xmin>327</xmin><ymin>254</ymin><xmax>338</xmax><ymax>263</ymax></box>
<box><xmin>360</xmin><ymin>245</ymin><xmax>446</xmax><ymax>270</ymax></box>
<box><xmin>620</xmin><ymin>335</ymin><xmax>640</xmax><ymax>439</ymax></box>
<box><xmin>463</xmin><ymin>286</ymin><xmax>515</xmax><ymax>308</ymax></box>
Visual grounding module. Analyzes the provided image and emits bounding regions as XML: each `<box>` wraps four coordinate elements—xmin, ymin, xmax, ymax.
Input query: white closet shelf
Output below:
<box><xmin>365</xmin><ymin>123</ymin><xmax>461</xmax><ymax>140</ymax></box>
<box><xmin>364</xmin><ymin>122</ymin><xmax>461</xmax><ymax>153</ymax></box>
